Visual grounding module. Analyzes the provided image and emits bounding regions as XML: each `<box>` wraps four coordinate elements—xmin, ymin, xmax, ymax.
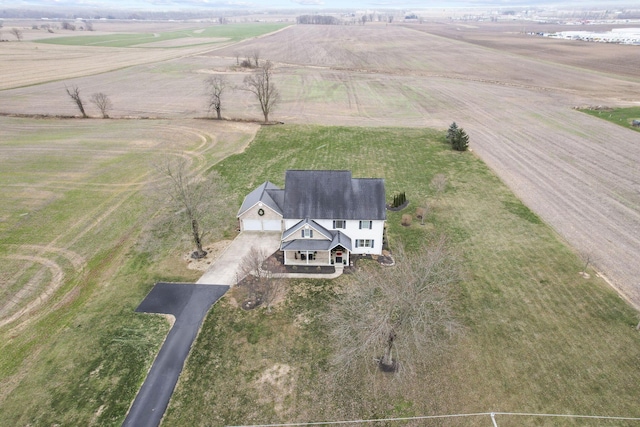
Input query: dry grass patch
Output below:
<box><xmin>0</xmin><ymin>117</ymin><xmax>258</xmax><ymax>425</ymax></box>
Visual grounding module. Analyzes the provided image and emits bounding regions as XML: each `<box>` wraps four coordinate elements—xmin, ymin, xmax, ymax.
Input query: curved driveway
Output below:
<box><xmin>123</xmin><ymin>232</ymin><xmax>281</xmax><ymax>427</ymax></box>
<box><xmin>123</xmin><ymin>283</ymin><xmax>228</xmax><ymax>427</ymax></box>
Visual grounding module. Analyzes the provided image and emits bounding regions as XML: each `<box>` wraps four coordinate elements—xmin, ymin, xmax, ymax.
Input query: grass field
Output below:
<box><xmin>579</xmin><ymin>107</ymin><xmax>640</xmax><ymax>132</ymax></box>
<box><xmin>164</xmin><ymin>125</ymin><xmax>640</xmax><ymax>426</ymax></box>
<box><xmin>2</xmin><ymin>18</ymin><xmax>640</xmax><ymax>427</ymax></box>
<box><xmin>35</xmin><ymin>23</ymin><xmax>289</xmax><ymax>48</ymax></box>
<box><xmin>0</xmin><ymin>117</ymin><xmax>258</xmax><ymax>426</ymax></box>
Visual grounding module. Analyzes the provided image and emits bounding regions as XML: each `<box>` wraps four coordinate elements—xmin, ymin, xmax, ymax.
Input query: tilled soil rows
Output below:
<box><xmin>2</xmin><ymin>23</ymin><xmax>639</xmax><ymax>306</ymax></box>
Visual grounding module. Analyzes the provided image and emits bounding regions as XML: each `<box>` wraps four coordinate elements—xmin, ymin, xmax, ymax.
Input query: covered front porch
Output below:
<box><xmin>281</xmin><ymin>241</ymin><xmax>350</xmax><ymax>267</ymax></box>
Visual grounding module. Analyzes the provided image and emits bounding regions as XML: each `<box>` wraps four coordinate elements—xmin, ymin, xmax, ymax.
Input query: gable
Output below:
<box><xmin>282</xmin><ymin>170</ymin><xmax>386</xmax><ymax>220</ymax></box>
<box><xmin>237</xmin><ymin>181</ymin><xmax>284</xmax><ymax>218</ymax></box>
<box><xmin>282</xmin><ymin>218</ymin><xmax>332</xmax><ymax>241</ymax></box>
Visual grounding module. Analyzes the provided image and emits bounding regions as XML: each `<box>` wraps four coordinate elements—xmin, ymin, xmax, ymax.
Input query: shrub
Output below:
<box><xmin>401</xmin><ymin>214</ymin><xmax>412</xmax><ymax>226</ymax></box>
<box><xmin>446</xmin><ymin>122</ymin><xmax>469</xmax><ymax>151</ymax></box>
<box><xmin>392</xmin><ymin>191</ymin><xmax>407</xmax><ymax>208</ymax></box>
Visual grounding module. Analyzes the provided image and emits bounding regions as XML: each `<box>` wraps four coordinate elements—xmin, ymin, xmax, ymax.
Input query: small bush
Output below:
<box><xmin>401</xmin><ymin>214</ymin><xmax>412</xmax><ymax>226</ymax></box>
<box><xmin>392</xmin><ymin>191</ymin><xmax>407</xmax><ymax>208</ymax></box>
<box><xmin>416</xmin><ymin>207</ymin><xmax>426</xmax><ymax>220</ymax></box>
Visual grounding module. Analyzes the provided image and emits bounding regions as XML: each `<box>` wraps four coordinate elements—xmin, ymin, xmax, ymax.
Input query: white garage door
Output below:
<box><xmin>242</xmin><ymin>219</ymin><xmax>281</xmax><ymax>231</ymax></box>
<box><xmin>242</xmin><ymin>219</ymin><xmax>262</xmax><ymax>231</ymax></box>
<box><xmin>262</xmin><ymin>220</ymin><xmax>281</xmax><ymax>231</ymax></box>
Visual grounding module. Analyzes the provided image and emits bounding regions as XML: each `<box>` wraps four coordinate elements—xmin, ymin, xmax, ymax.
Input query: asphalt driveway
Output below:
<box><xmin>123</xmin><ymin>232</ymin><xmax>281</xmax><ymax>427</ymax></box>
<box><xmin>123</xmin><ymin>283</ymin><xmax>228</xmax><ymax>427</ymax></box>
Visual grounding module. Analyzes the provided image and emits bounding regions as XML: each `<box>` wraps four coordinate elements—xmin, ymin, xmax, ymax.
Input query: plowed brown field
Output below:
<box><xmin>1</xmin><ymin>22</ymin><xmax>639</xmax><ymax>306</ymax></box>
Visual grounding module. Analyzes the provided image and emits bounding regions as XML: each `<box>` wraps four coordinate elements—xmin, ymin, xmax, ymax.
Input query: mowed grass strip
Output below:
<box><xmin>165</xmin><ymin>125</ymin><xmax>640</xmax><ymax>426</ymax></box>
<box><xmin>580</xmin><ymin>106</ymin><xmax>640</xmax><ymax>132</ymax></box>
<box><xmin>35</xmin><ymin>23</ymin><xmax>289</xmax><ymax>48</ymax></box>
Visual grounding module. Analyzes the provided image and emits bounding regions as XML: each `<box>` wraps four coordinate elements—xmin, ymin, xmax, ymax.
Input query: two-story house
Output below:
<box><xmin>237</xmin><ymin>170</ymin><xmax>386</xmax><ymax>267</ymax></box>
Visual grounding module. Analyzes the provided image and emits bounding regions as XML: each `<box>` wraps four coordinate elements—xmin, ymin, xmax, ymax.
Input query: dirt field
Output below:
<box><xmin>1</xmin><ymin>22</ymin><xmax>639</xmax><ymax>309</ymax></box>
<box><xmin>214</xmin><ymin>24</ymin><xmax>640</xmax><ymax>307</ymax></box>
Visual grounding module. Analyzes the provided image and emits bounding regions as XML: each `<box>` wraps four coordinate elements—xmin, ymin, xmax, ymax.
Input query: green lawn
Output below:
<box><xmin>580</xmin><ymin>106</ymin><xmax>640</xmax><ymax>132</ymax></box>
<box><xmin>165</xmin><ymin>125</ymin><xmax>640</xmax><ymax>426</ymax></box>
<box><xmin>35</xmin><ymin>23</ymin><xmax>289</xmax><ymax>48</ymax></box>
<box><xmin>2</xmin><ymin>122</ymin><xmax>639</xmax><ymax>426</ymax></box>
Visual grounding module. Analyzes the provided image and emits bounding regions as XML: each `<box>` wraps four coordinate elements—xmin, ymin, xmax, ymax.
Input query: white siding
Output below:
<box><xmin>302</xmin><ymin>219</ymin><xmax>384</xmax><ymax>255</ymax></box>
<box><xmin>348</xmin><ymin>220</ymin><xmax>384</xmax><ymax>255</ymax></box>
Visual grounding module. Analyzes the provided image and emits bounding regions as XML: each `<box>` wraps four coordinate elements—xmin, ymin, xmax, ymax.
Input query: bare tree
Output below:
<box><xmin>10</xmin><ymin>28</ymin><xmax>23</xmax><ymax>41</ymax></box>
<box><xmin>234</xmin><ymin>51</ymin><xmax>240</xmax><ymax>66</ymax></box>
<box><xmin>416</xmin><ymin>202</ymin><xmax>429</xmax><ymax>225</ymax></box>
<box><xmin>204</xmin><ymin>75</ymin><xmax>228</xmax><ymax>120</ymax></box>
<box><xmin>65</xmin><ymin>85</ymin><xmax>88</xmax><ymax>118</ymax></box>
<box><xmin>429</xmin><ymin>173</ymin><xmax>448</xmax><ymax>201</ymax></box>
<box><xmin>326</xmin><ymin>236</ymin><xmax>460</xmax><ymax>376</ymax></box>
<box><xmin>580</xmin><ymin>251</ymin><xmax>593</xmax><ymax>278</ymax></box>
<box><xmin>84</xmin><ymin>20</ymin><xmax>94</xmax><ymax>31</ymax></box>
<box><xmin>251</xmin><ymin>50</ymin><xmax>261</xmax><ymax>68</ymax></box>
<box><xmin>153</xmin><ymin>156</ymin><xmax>229</xmax><ymax>259</ymax></box>
<box><xmin>90</xmin><ymin>92</ymin><xmax>112</xmax><ymax>118</ymax></box>
<box><xmin>239</xmin><ymin>247</ymin><xmax>283</xmax><ymax>311</ymax></box>
<box><xmin>242</xmin><ymin>60</ymin><xmax>280</xmax><ymax>123</ymax></box>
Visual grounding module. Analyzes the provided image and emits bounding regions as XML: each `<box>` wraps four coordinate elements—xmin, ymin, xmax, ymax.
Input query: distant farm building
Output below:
<box><xmin>543</xmin><ymin>28</ymin><xmax>640</xmax><ymax>45</ymax></box>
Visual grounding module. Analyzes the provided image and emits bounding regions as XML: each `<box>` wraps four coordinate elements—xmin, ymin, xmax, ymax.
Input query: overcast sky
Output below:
<box><xmin>0</xmin><ymin>0</ymin><xmax>633</xmax><ymax>9</ymax></box>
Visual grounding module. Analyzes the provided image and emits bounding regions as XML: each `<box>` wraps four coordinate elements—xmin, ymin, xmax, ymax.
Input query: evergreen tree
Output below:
<box><xmin>446</xmin><ymin>122</ymin><xmax>459</xmax><ymax>145</ymax></box>
<box><xmin>452</xmin><ymin>128</ymin><xmax>470</xmax><ymax>151</ymax></box>
<box><xmin>446</xmin><ymin>122</ymin><xmax>469</xmax><ymax>151</ymax></box>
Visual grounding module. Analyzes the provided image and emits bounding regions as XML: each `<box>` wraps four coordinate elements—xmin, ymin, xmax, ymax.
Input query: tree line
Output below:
<box><xmin>64</xmin><ymin>57</ymin><xmax>280</xmax><ymax>123</ymax></box>
<box><xmin>296</xmin><ymin>15</ymin><xmax>341</xmax><ymax>25</ymax></box>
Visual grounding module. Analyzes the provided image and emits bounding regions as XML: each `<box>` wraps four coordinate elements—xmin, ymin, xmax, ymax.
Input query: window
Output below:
<box><xmin>333</xmin><ymin>220</ymin><xmax>345</xmax><ymax>229</ymax></box>
<box><xmin>301</xmin><ymin>229</ymin><xmax>313</xmax><ymax>238</ymax></box>
<box><xmin>359</xmin><ymin>220</ymin><xmax>372</xmax><ymax>229</ymax></box>
<box><xmin>355</xmin><ymin>239</ymin><xmax>374</xmax><ymax>248</ymax></box>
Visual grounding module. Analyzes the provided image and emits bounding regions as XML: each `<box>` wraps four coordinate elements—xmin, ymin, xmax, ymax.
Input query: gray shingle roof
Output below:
<box><xmin>237</xmin><ymin>181</ymin><xmax>284</xmax><ymax>217</ymax></box>
<box><xmin>282</xmin><ymin>170</ymin><xmax>386</xmax><ymax>220</ymax></box>
<box><xmin>281</xmin><ymin>231</ymin><xmax>352</xmax><ymax>252</ymax></box>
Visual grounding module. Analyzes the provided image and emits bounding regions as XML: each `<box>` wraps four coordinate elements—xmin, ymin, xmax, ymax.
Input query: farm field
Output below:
<box><xmin>1</xmin><ymin>19</ymin><xmax>640</xmax><ymax>425</ymax></box>
<box><xmin>0</xmin><ymin>22</ymin><xmax>289</xmax><ymax>90</ymax></box>
<box><xmin>4</xmin><ymin>23</ymin><xmax>637</xmax><ymax>307</ymax></box>
<box><xmin>0</xmin><ymin>117</ymin><xmax>258</xmax><ymax>425</ymax></box>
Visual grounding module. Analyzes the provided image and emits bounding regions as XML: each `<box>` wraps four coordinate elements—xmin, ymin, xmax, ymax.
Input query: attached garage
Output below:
<box><xmin>241</xmin><ymin>219</ymin><xmax>281</xmax><ymax>232</ymax></box>
<box><xmin>237</xmin><ymin>181</ymin><xmax>284</xmax><ymax>232</ymax></box>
